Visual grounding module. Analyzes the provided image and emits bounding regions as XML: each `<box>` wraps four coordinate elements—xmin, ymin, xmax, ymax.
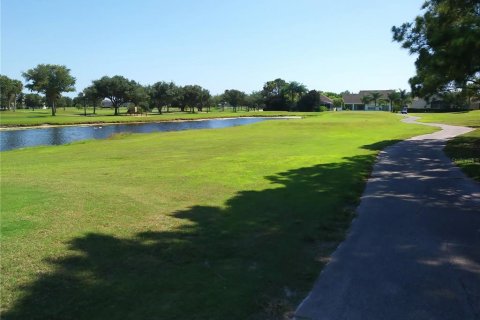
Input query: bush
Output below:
<box><xmin>126</xmin><ymin>105</ymin><xmax>143</xmax><ymax>115</ymax></box>
<box><xmin>319</xmin><ymin>106</ymin><xmax>328</xmax><ymax>112</ymax></box>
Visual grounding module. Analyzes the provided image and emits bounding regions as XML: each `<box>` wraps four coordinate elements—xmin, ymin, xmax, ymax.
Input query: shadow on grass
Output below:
<box><xmin>445</xmin><ymin>132</ymin><xmax>480</xmax><ymax>181</ymax></box>
<box><xmin>4</xmin><ymin>155</ymin><xmax>379</xmax><ymax>320</ymax></box>
<box><xmin>361</xmin><ymin>140</ymin><xmax>403</xmax><ymax>151</ymax></box>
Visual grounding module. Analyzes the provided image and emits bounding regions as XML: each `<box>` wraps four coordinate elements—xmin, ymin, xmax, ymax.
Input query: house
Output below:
<box><xmin>342</xmin><ymin>90</ymin><xmax>395</xmax><ymax>111</ymax></box>
<box><xmin>319</xmin><ymin>95</ymin><xmax>334</xmax><ymax>109</ymax></box>
<box><xmin>411</xmin><ymin>95</ymin><xmax>480</xmax><ymax>110</ymax></box>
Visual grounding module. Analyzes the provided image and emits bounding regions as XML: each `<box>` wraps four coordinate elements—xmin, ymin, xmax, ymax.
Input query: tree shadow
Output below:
<box><xmin>4</xmin><ymin>154</ymin><xmax>377</xmax><ymax>320</ymax></box>
<box><xmin>295</xmin><ymin>137</ymin><xmax>480</xmax><ymax>319</ymax></box>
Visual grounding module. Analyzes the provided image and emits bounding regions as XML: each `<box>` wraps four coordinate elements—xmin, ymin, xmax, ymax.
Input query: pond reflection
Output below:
<box><xmin>1</xmin><ymin>117</ymin><xmax>284</xmax><ymax>151</ymax></box>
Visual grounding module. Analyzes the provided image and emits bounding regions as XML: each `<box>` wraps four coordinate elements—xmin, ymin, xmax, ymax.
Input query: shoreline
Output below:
<box><xmin>0</xmin><ymin>116</ymin><xmax>303</xmax><ymax>131</ymax></box>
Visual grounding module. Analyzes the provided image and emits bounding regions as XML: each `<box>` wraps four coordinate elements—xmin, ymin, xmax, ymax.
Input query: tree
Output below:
<box><xmin>392</xmin><ymin>0</ymin><xmax>480</xmax><ymax>97</ymax></box>
<box><xmin>16</xmin><ymin>93</ymin><xmax>26</xmax><ymax>109</ymax></box>
<box><xmin>397</xmin><ymin>89</ymin><xmax>411</xmax><ymax>111</ymax></box>
<box><xmin>332</xmin><ymin>97</ymin><xmax>344</xmax><ymax>109</ymax></box>
<box><xmin>368</xmin><ymin>92</ymin><xmax>382</xmax><ymax>107</ymax></box>
<box><xmin>262</xmin><ymin>78</ymin><xmax>289</xmax><ymax>111</ymax></box>
<box><xmin>297</xmin><ymin>90</ymin><xmax>321</xmax><ymax>111</ymax></box>
<box><xmin>75</xmin><ymin>92</ymin><xmax>88</xmax><ymax>116</ymax></box>
<box><xmin>361</xmin><ymin>95</ymin><xmax>372</xmax><ymax>106</ymax></box>
<box><xmin>91</xmin><ymin>76</ymin><xmax>138</xmax><ymax>115</ymax></box>
<box><xmin>0</xmin><ymin>75</ymin><xmax>23</xmax><ymax>111</ymax></box>
<box><xmin>57</xmin><ymin>96</ymin><xmax>73</xmax><ymax>110</ymax></box>
<box><xmin>283</xmin><ymin>81</ymin><xmax>307</xmax><ymax>110</ymax></box>
<box><xmin>22</xmin><ymin>64</ymin><xmax>75</xmax><ymax>116</ymax></box>
<box><xmin>176</xmin><ymin>85</ymin><xmax>208</xmax><ymax>113</ymax></box>
<box><xmin>387</xmin><ymin>91</ymin><xmax>400</xmax><ymax>112</ymax></box>
<box><xmin>83</xmin><ymin>86</ymin><xmax>102</xmax><ymax>114</ymax></box>
<box><xmin>197</xmin><ymin>88</ymin><xmax>211</xmax><ymax>112</ymax></box>
<box><xmin>130</xmin><ymin>84</ymin><xmax>149</xmax><ymax>111</ymax></box>
<box><xmin>245</xmin><ymin>91</ymin><xmax>264</xmax><ymax>111</ymax></box>
<box><xmin>24</xmin><ymin>93</ymin><xmax>44</xmax><ymax>110</ymax></box>
<box><xmin>222</xmin><ymin>89</ymin><xmax>246</xmax><ymax>112</ymax></box>
<box><xmin>149</xmin><ymin>81</ymin><xmax>177</xmax><ymax>114</ymax></box>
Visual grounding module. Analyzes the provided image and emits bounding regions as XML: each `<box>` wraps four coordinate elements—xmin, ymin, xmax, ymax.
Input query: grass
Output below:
<box><xmin>1</xmin><ymin>112</ymin><xmax>435</xmax><ymax>319</ymax></box>
<box><xmin>444</xmin><ymin>130</ymin><xmax>480</xmax><ymax>181</ymax></box>
<box><xmin>416</xmin><ymin>110</ymin><xmax>480</xmax><ymax>128</ymax></box>
<box><xmin>0</xmin><ymin>108</ymin><xmax>310</xmax><ymax>127</ymax></box>
<box><xmin>416</xmin><ymin>110</ymin><xmax>480</xmax><ymax>182</ymax></box>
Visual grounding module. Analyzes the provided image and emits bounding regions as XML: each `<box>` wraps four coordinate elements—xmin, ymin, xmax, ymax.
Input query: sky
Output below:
<box><xmin>1</xmin><ymin>0</ymin><xmax>425</xmax><ymax>96</ymax></box>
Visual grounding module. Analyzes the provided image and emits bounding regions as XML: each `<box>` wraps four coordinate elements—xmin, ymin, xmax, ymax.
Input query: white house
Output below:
<box><xmin>342</xmin><ymin>90</ymin><xmax>394</xmax><ymax>111</ymax></box>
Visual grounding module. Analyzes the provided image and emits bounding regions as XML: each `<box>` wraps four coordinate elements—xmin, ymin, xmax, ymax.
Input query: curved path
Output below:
<box><xmin>295</xmin><ymin>116</ymin><xmax>480</xmax><ymax>320</ymax></box>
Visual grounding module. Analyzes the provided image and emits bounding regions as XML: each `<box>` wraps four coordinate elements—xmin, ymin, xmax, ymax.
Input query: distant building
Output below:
<box><xmin>342</xmin><ymin>90</ymin><xmax>394</xmax><ymax>111</ymax></box>
<box><xmin>319</xmin><ymin>95</ymin><xmax>334</xmax><ymax>109</ymax></box>
<box><xmin>411</xmin><ymin>96</ymin><xmax>480</xmax><ymax>110</ymax></box>
<box><xmin>101</xmin><ymin>99</ymin><xmax>113</xmax><ymax>107</ymax></box>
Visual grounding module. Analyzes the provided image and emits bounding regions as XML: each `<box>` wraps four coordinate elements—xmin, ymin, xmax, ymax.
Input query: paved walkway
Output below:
<box><xmin>295</xmin><ymin>117</ymin><xmax>480</xmax><ymax>320</ymax></box>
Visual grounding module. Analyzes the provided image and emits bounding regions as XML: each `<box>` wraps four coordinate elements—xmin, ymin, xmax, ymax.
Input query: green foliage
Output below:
<box><xmin>24</xmin><ymin>93</ymin><xmax>44</xmax><ymax>110</ymax></box>
<box><xmin>126</xmin><ymin>105</ymin><xmax>143</xmax><ymax>114</ymax></box>
<box><xmin>22</xmin><ymin>64</ymin><xmax>75</xmax><ymax>116</ymax></box>
<box><xmin>319</xmin><ymin>106</ymin><xmax>328</xmax><ymax>112</ymax></box>
<box><xmin>332</xmin><ymin>97</ymin><xmax>344</xmax><ymax>108</ymax></box>
<box><xmin>297</xmin><ymin>90</ymin><xmax>321</xmax><ymax>112</ymax></box>
<box><xmin>322</xmin><ymin>91</ymin><xmax>342</xmax><ymax>99</ymax></box>
<box><xmin>91</xmin><ymin>75</ymin><xmax>141</xmax><ymax>115</ymax></box>
<box><xmin>0</xmin><ymin>75</ymin><xmax>23</xmax><ymax>110</ymax></box>
<box><xmin>392</xmin><ymin>0</ymin><xmax>480</xmax><ymax>97</ymax></box>
<box><xmin>222</xmin><ymin>89</ymin><xmax>246</xmax><ymax>112</ymax></box>
<box><xmin>83</xmin><ymin>86</ymin><xmax>102</xmax><ymax>114</ymax></box>
<box><xmin>262</xmin><ymin>78</ymin><xmax>289</xmax><ymax>111</ymax></box>
<box><xmin>361</xmin><ymin>95</ymin><xmax>372</xmax><ymax>105</ymax></box>
<box><xmin>179</xmin><ymin>85</ymin><xmax>210</xmax><ymax>112</ymax></box>
<box><xmin>57</xmin><ymin>96</ymin><xmax>73</xmax><ymax>109</ymax></box>
<box><xmin>283</xmin><ymin>81</ymin><xmax>308</xmax><ymax>109</ymax></box>
<box><xmin>149</xmin><ymin>81</ymin><xmax>177</xmax><ymax>114</ymax></box>
<box><xmin>368</xmin><ymin>92</ymin><xmax>382</xmax><ymax>106</ymax></box>
<box><xmin>245</xmin><ymin>91</ymin><xmax>264</xmax><ymax>111</ymax></box>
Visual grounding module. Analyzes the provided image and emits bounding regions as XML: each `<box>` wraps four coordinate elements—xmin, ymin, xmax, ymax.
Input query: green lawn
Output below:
<box><xmin>0</xmin><ymin>108</ymin><xmax>308</xmax><ymax>127</ymax></box>
<box><xmin>416</xmin><ymin>111</ymin><xmax>480</xmax><ymax>182</ymax></box>
<box><xmin>416</xmin><ymin>110</ymin><xmax>480</xmax><ymax>128</ymax></box>
<box><xmin>1</xmin><ymin>113</ymin><xmax>435</xmax><ymax>319</ymax></box>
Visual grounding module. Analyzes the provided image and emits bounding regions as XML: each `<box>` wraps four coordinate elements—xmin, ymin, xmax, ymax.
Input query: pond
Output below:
<box><xmin>0</xmin><ymin>117</ymin><xmax>292</xmax><ymax>151</ymax></box>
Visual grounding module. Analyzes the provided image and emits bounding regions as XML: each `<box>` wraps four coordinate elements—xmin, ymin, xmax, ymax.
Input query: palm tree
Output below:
<box><xmin>361</xmin><ymin>95</ymin><xmax>372</xmax><ymax>108</ymax></box>
<box><xmin>387</xmin><ymin>91</ymin><xmax>400</xmax><ymax>112</ymax></box>
<box><xmin>283</xmin><ymin>81</ymin><xmax>307</xmax><ymax>110</ymax></box>
<box><xmin>369</xmin><ymin>92</ymin><xmax>383</xmax><ymax>107</ymax></box>
<box><xmin>398</xmin><ymin>89</ymin><xmax>411</xmax><ymax>109</ymax></box>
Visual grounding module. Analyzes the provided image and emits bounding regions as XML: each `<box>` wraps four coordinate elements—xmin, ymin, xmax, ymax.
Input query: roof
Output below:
<box><xmin>342</xmin><ymin>90</ymin><xmax>395</xmax><ymax>104</ymax></box>
<box><xmin>320</xmin><ymin>95</ymin><xmax>333</xmax><ymax>104</ymax></box>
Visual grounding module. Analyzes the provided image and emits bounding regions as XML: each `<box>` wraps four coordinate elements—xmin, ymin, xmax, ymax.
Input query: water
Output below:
<box><xmin>1</xmin><ymin>117</ymin><xmax>285</xmax><ymax>151</ymax></box>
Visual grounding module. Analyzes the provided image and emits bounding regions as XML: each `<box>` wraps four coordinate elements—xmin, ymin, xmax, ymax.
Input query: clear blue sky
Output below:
<box><xmin>1</xmin><ymin>0</ymin><xmax>424</xmax><ymax>96</ymax></box>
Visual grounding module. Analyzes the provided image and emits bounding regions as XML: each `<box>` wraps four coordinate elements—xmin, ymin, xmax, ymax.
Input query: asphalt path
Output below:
<box><xmin>295</xmin><ymin>116</ymin><xmax>480</xmax><ymax>320</ymax></box>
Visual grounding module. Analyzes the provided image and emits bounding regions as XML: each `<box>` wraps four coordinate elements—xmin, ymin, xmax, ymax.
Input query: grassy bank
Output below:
<box><xmin>1</xmin><ymin>113</ymin><xmax>435</xmax><ymax>319</ymax></box>
<box><xmin>0</xmin><ymin>108</ymin><xmax>307</xmax><ymax>127</ymax></box>
<box><xmin>417</xmin><ymin>110</ymin><xmax>480</xmax><ymax>128</ymax></box>
<box><xmin>417</xmin><ymin>110</ymin><xmax>480</xmax><ymax>182</ymax></box>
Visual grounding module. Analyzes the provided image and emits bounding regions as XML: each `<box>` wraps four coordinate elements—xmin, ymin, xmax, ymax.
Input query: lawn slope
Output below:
<box><xmin>1</xmin><ymin>112</ymin><xmax>435</xmax><ymax>319</ymax></box>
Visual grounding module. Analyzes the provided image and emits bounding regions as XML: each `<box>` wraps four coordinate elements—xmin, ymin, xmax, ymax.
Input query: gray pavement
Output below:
<box><xmin>295</xmin><ymin>116</ymin><xmax>480</xmax><ymax>320</ymax></box>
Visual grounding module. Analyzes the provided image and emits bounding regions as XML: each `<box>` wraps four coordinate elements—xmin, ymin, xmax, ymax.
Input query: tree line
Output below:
<box><xmin>1</xmin><ymin>64</ymin><xmax>348</xmax><ymax>116</ymax></box>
